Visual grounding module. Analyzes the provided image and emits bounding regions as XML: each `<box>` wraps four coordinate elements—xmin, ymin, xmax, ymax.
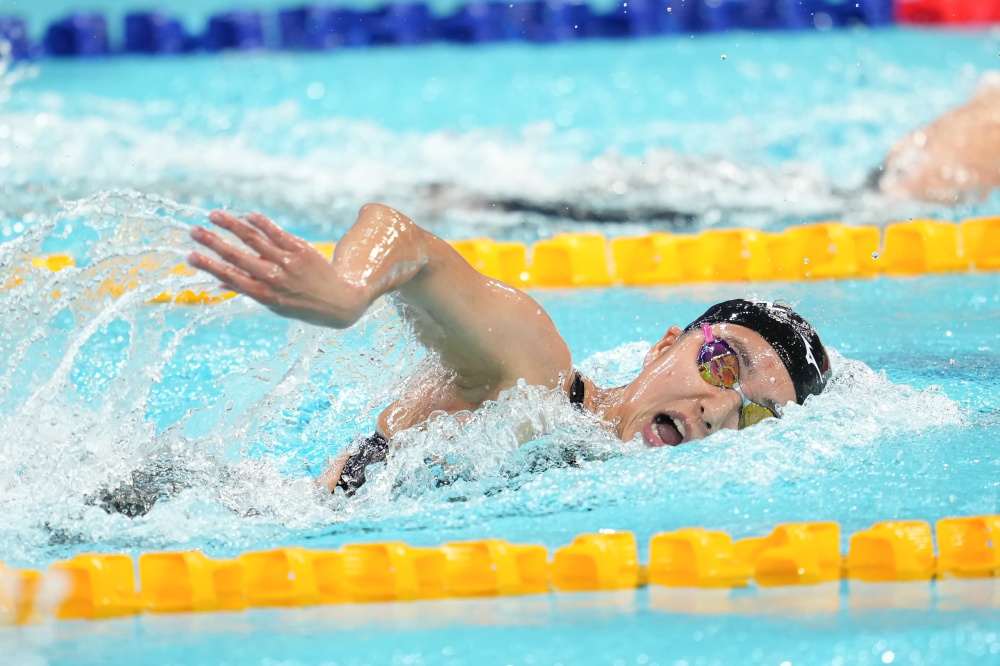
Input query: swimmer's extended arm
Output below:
<box><xmin>881</xmin><ymin>84</ymin><xmax>1000</xmax><ymax>202</ymax></box>
<box><xmin>188</xmin><ymin>205</ymin><xmax>573</xmax><ymax>411</ymax></box>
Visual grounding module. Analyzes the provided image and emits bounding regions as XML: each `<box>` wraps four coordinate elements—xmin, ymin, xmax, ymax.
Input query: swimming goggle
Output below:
<box><xmin>697</xmin><ymin>323</ymin><xmax>777</xmax><ymax>429</ymax></box>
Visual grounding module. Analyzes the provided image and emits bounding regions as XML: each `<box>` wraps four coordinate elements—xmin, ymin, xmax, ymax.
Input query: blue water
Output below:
<box><xmin>2</xmin><ymin>18</ymin><xmax>1000</xmax><ymax>666</ymax></box>
<box><xmin>6</xmin><ymin>584</ymin><xmax>1000</xmax><ymax>665</ymax></box>
<box><xmin>1</xmin><ymin>195</ymin><xmax>997</xmax><ymax>566</ymax></box>
<box><xmin>3</xmin><ymin>28</ymin><xmax>1000</xmax><ymax>241</ymax></box>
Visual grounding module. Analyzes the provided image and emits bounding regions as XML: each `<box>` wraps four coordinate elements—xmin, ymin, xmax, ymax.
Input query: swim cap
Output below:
<box><xmin>684</xmin><ymin>299</ymin><xmax>830</xmax><ymax>404</ymax></box>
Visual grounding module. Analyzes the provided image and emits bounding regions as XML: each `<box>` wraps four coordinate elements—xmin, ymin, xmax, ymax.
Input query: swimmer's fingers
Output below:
<box><xmin>206</xmin><ymin>210</ymin><xmax>288</xmax><ymax>263</ymax></box>
<box><xmin>189</xmin><ymin>225</ymin><xmax>274</xmax><ymax>280</ymax></box>
<box><xmin>245</xmin><ymin>212</ymin><xmax>306</xmax><ymax>253</ymax></box>
<box><xmin>187</xmin><ymin>251</ymin><xmax>274</xmax><ymax>303</ymax></box>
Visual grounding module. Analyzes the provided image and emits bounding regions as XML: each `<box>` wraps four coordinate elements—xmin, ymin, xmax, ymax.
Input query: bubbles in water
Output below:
<box><xmin>306</xmin><ymin>82</ymin><xmax>325</xmax><ymax>100</ymax></box>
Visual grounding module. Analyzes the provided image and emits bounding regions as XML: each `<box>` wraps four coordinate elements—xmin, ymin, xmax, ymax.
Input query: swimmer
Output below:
<box><xmin>187</xmin><ymin>205</ymin><xmax>830</xmax><ymax>496</ymax></box>
<box><xmin>412</xmin><ymin>83</ymin><xmax>1000</xmax><ymax>226</ymax></box>
<box><xmin>877</xmin><ymin>78</ymin><xmax>1000</xmax><ymax>203</ymax></box>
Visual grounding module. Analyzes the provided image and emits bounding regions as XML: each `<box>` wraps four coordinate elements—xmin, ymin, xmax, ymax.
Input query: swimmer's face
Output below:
<box><xmin>613</xmin><ymin>323</ymin><xmax>796</xmax><ymax>447</ymax></box>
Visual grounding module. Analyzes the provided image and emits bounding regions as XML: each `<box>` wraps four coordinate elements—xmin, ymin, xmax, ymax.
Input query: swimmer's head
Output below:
<box><xmin>610</xmin><ymin>299</ymin><xmax>830</xmax><ymax>447</ymax></box>
<box><xmin>683</xmin><ymin>299</ymin><xmax>830</xmax><ymax>405</ymax></box>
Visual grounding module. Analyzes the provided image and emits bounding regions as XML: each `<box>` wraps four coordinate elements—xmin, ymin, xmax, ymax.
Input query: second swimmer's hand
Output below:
<box><xmin>188</xmin><ymin>211</ymin><xmax>368</xmax><ymax>328</ymax></box>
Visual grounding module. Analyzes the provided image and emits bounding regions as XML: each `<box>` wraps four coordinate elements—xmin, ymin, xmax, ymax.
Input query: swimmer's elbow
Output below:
<box><xmin>357</xmin><ymin>203</ymin><xmax>428</xmax><ymax>246</ymax></box>
<box><xmin>337</xmin><ymin>203</ymin><xmax>435</xmax><ymax>298</ymax></box>
<box><xmin>357</xmin><ymin>202</ymin><xmax>411</xmax><ymax>228</ymax></box>
<box><xmin>358</xmin><ymin>202</ymin><xmax>394</xmax><ymax>218</ymax></box>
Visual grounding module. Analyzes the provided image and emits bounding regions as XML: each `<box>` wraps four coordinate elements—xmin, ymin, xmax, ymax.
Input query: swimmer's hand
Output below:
<box><xmin>188</xmin><ymin>210</ymin><xmax>374</xmax><ymax>328</ymax></box>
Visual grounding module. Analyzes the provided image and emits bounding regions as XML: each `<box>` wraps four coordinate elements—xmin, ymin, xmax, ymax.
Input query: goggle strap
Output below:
<box><xmin>700</xmin><ymin>322</ymin><xmax>715</xmax><ymax>345</ymax></box>
<box><xmin>731</xmin><ymin>381</ymin><xmax>750</xmax><ymax>407</ymax></box>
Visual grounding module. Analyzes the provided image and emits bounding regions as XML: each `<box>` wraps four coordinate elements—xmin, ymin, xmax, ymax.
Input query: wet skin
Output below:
<box><xmin>593</xmin><ymin>324</ymin><xmax>796</xmax><ymax>448</ymax></box>
<box><xmin>881</xmin><ymin>84</ymin><xmax>1000</xmax><ymax>203</ymax></box>
<box><xmin>188</xmin><ymin>205</ymin><xmax>797</xmax><ymax>489</ymax></box>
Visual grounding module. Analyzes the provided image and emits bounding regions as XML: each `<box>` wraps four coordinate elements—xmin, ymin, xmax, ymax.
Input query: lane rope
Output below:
<box><xmin>14</xmin><ymin>217</ymin><xmax>1000</xmax><ymax>303</ymax></box>
<box><xmin>0</xmin><ymin>0</ymin><xmax>903</xmax><ymax>60</ymax></box>
<box><xmin>2</xmin><ymin>516</ymin><xmax>998</xmax><ymax>623</ymax></box>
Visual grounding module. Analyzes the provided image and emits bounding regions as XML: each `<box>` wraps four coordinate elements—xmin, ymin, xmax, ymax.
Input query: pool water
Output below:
<box><xmin>3</xmin><ymin>28</ymin><xmax>1000</xmax><ymax>240</ymax></box>
<box><xmin>8</xmin><ymin>584</ymin><xmax>1000</xmax><ymax>665</ymax></box>
<box><xmin>2</xmin><ymin>208</ymin><xmax>997</xmax><ymax>565</ymax></box>
<box><xmin>1</xmin><ymin>18</ymin><xmax>1000</xmax><ymax>666</ymax></box>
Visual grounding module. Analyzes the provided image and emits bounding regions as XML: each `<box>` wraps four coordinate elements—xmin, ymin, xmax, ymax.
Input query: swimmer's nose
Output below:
<box><xmin>699</xmin><ymin>388</ymin><xmax>742</xmax><ymax>434</ymax></box>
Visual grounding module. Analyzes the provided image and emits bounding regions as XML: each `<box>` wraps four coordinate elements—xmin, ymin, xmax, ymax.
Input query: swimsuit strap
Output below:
<box><xmin>569</xmin><ymin>370</ymin><xmax>585</xmax><ymax>409</ymax></box>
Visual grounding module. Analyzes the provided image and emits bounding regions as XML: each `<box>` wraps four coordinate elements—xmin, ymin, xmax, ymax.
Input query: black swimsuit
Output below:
<box><xmin>568</xmin><ymin>370</ymin><xmax>585</xmax><ymax>409</ymax></box>
<box><xmin>335</xmin><ymin>371</ymin><xmax>586</xmax><ymax>496</ymax></box>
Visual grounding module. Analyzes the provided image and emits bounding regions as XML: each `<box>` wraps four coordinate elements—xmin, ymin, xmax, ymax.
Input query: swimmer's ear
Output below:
<box><xmin>643</xmin><ymin>326</ymin><xmax>683</xmax><ymax>367</ymax></box>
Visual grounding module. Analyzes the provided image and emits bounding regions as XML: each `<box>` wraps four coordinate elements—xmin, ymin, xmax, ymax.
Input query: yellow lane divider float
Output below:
<box><xmin>10</xmin><ymin>217</ymin><xmax>1000</xmax><ymax>304</ymax></box>
<box><xmin>1</xmin><ymin>516</ymin><xmax>998</xmax><ymax>624</ymax></box>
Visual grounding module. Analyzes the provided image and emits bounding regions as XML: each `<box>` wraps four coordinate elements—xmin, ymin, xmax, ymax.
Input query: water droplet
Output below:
<box><xmin>721</xmin><ymin>54</ymin><xmax>727</xmax><ymax>61</ymax></box>
<box><xmin>306</xmin><ymin>82</ymin><xmax>325</xmax><ymax>100</ymax></box>
<box><xmin>871</xmin><ymin>252</ymin><xmax>880</xmax><ymax>260</ymax></box>
<box><xmin>803</xmin><ymin>257</ymin><xmax>810</xmax><ymax>265</ymax></box>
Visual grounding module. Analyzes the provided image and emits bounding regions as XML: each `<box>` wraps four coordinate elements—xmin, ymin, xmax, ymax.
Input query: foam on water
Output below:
<box><xmin>0</xmin><ymin>98</ymin><xmax>854</xmax><ymax>236</ymax></box>
<box><xmin>2</xmin><ymin>38</ymin><xmax>991</xmax><ymax>241</ymax></box>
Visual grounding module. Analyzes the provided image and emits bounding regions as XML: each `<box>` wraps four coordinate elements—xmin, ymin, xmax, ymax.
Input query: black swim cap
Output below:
<box><xmin>684</xmin><ymin>299</ymin><xmax>830</xmax><ymax>404</ymax></box>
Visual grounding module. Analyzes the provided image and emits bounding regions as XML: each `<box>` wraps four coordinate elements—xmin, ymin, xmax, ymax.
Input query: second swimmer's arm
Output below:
<box><xmin>881</xmin><ymin>84</ymin><xmax>1000</xmax><ymax>202</ymax></box>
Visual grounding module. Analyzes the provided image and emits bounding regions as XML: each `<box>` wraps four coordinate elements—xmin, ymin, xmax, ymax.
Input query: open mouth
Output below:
<box><xmin>644</xmin><ymin>413</ymin><xmax>685</xmax><ymax>447</ymax></box>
